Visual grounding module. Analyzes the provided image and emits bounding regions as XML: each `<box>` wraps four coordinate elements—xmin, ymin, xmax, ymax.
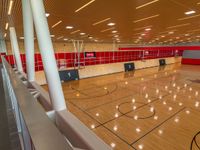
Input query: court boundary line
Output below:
<box><xmin>131</xmin><ymin>107</ymin><xmax>186</xmax><ymax>145</ymax></box>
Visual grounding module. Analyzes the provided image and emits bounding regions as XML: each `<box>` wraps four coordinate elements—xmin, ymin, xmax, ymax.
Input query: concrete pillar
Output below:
<box><xmin>9</xmin><ymin>27</ymin><xmax>23</xmax><ymax>72</ymax></box>
<box><xmin>22</xmin><ymin>0</ymin><xmax>35</xmax><ymax>82</ymax></box>
<box><xmin>29</xmin><ymin>0</ymin><xmax>66</xmax><ymax>111</ymax></box>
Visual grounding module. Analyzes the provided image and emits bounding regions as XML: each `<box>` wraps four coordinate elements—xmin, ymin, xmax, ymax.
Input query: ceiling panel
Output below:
<box><xmin>1</xmin><ymin>0</ymin><xmax>200</xmax><ymax>45</ymax></box>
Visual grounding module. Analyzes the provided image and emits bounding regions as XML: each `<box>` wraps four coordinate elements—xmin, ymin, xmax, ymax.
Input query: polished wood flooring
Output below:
<box><xmin>43</xmin><ymin>64</ymin><xmax>200</xmax><ymax>150</ymax></box>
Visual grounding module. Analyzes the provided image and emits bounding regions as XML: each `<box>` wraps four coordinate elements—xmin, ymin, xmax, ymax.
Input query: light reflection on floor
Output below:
<box><xmin>43</xmin><ymin>64</ymin><xmax>200</xmax><ymax>150</ymax></box>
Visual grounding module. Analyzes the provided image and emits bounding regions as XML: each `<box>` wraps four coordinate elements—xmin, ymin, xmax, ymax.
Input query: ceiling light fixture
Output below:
<box><xmin>93</xmin><ymin>18</ymin><xmax>111</xmax><ymax>26</ymax></box>
<box><xmin>136</xmin><ymin>0</ymin><xmax>159</xmax><ymax>9</ymax></box>
<box><xmin>145</xmin><ymin>28</ymin><xmax>151</xmax><ymax>31</ymax></box>
<box><xmin>112</xmin><ymin>30</ymin><xmax>118</xmax><ymax>33</ymax></box>
<box><xmin>188</xmin><ymin>28</ymin><xmax>200</xmax><ymax>32</ymax></box>
<box><xmin>80</xmin><ymin>32</ymin><xmax>86</xmax><ymax>35</ymax></box>
<box><xmin>107</xmin><ymin>22</ymin><xmax>115</xmax><ymax>26</ymax></box>
<box><xmin>5</xmin><ymin>23</ymin><xmax>8</xmax><ymax>30</ymax></box>
<box><xmin>57</xmin><ymin>36</ymin><xmax>64</xmax><ymax>40</ymax></box>
<box><xmin>50</xmin><ymin>35</ymin><xmax>55</xmax><ymax>37</ymax></box>
<box><xmin>101</xmin><ymin>27</ymin><xmax>115</xmax><ymax>32</ymax></box>
<box><xmin>133</xmin><ymin>14</ymin><xmax>160</xmax><ymax>23</ymax></box>
<box><xmin>46</xmin><ymin>13</ymin><xmax>50</xmax><ymax>17</ymax></box>
<box><xmin>4</xmin><ymin>33</ymin><xmax>7</xmax><ymax>38</ymax></box>
<box><xmin>134</xmin><ymin>25</ymin><xmax>152</xmax><ymax>31</ymax></box>
<box><xmin>66</xmin><ymin>26</ymin><xmax>74</xmax><ymax>29</ymax></box>
<box><xmin>70</xmin><ymin>30</ymin><xmax>80</xmax><ymax>34</ymax></box>
<box><xmin>185</xmin><ymin>10</ymin><xmax>196</xmax><ymax>15</ymax></box>
<box><xmin>167</xmin><ymin>23</ymin><xmax>190</xmax><ymax>29</ymax></box>
<box><xmin>75</xmin><ymin>0</ymin><xmax>96</xmax><ymax>13</ymax></box>
<box><xmin>52</xmin><ymin>20</ymin><xmax>62</xmax><ymax>28</ymax></box>
<box><xmin>178</xmin><ymin>14</ymin><xmax>200</xmax><ymax>21</ymax></box>
<box><xmin>63</xmin><ymin>38</ymin><xmax>68</xmax><ymax>41</ymax></box>
<box><xmin>159</xmin><ymin>30</ymin><xmax>177</xmax><ymax>34</ymax></box>
<box><xmin>8</xmin><ymin>0</ymin><xmax>14</xmax><ymax>15</ymax></box>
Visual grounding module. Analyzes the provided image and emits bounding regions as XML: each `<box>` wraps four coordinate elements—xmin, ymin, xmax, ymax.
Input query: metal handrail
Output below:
<box><xmin>1</xmin><ymin>57</ymin><xmax>73</xmax><ymax>150</ymax></box>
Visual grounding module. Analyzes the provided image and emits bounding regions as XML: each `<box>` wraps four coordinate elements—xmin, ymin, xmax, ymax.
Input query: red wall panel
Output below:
<box><xmin>182</xmin><ymin>58</ymin><xmax>200</xmax><ymax>65</ymax></box>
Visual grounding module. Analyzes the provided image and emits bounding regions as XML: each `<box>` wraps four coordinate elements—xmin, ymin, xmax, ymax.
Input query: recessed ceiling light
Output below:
<box><xmin>66</xmin><ymin>26</ymin><xmax>74</xmax><ymax>29</ymax></box>
<box><xmin>168</xmin><ymin>31</ymin><xmax>174</xmax><ymax>34</ymax></box>
<box><xmin>50</xmin><ymin>35</ymin><xmax>55</xmax><ymax>37</ymax></box>
<box><xmin>70</xmin><ymin>30</ymin><xmax>80</xmax><ymax>34</ymax></box>
<box><xmin>134</xmin><ymin>25</ymin><xmax>153</xmax><ymax>31</ymax></box>
<box><xmin>75</xmin><ymin>0</ymin><xmax>96</xmax><ymax>13</ymax></box>
<box><xmin>63</xmin><ymin>38</ymin><xmax>68</xmax><ymax>41</ymax></box>
<box><xmin>89</xmin><ymin>36</ymin><xmax>93</xmax><ymax>39</ymax></box>
<box><xmin>4</xmin><ymin>33</ymin><xmax>7</xmax><ymax>37</ymax></box>
<box><xmin>51</xmin><ymin>20</ymin><xmax>62</xmax><ymax>28</ymax></box>
<box><xmin>107</xmin><ymin>23</ymin><xmax>115</xmax><ymax>26</ymax></box>
<box><xmin>8</xmin><ymin>0</ymin><xmax>14</xmax><ymax>15</ymax></box>
<box><xmin>93</xmin><ymin>18</ymin><xmax>111</xmax><ymax>26</ymax></box>
<box><xmin>133</xmin><ymin>14</ymin><xmax>160</xmax><ymax>23</ymax></box>
<box><xmin>19</xmin><ymin>37</ymin><xmax>24</xmax><ymax>39</ymax></box>
<box><xmin>57</xmin><ymin>36</ymin><xmax>64</xmax><ymax>40</ymax></box>
<box><xmin>178</xmin><ymin>14</ymin><xmax>200</xmax><ymax>21</ymax></box>
<box><xmin>5</xmin><ymin>23</ymin><xmax>8</xmax><ymax>30</ymax></box>
<box><xmin>80</xmin><ymin>32</ymin><xmax>86</xmax><ymax>35</ymax></box>
<box><xmin>167</xmin><ymin>23</ymin><xmax>190</xmax><ymax>29</ymax></box>
<box><xmin>185</xmin><ymin>10</ymin><xmax>196</xmax><ymax>15</ymax></box>
<box><xmin>145</xmin><ymin>28</ymin><xmax>151</xmax><ymax>31</ymax></box>
<box><xmin>112</xmin><ymin>30</ymin><xmax>117</xmax><ymax>33</ymax></box>
<box><xmin>136</xmin><ymin>0</ymin><xmax>159</xmax><ymax>9</ymax></box>
<box><xmin>46</xmin><ymin>13</ymin><xmax>50</xmax><ymax>17</ymax></box>
<box><xmin>101</xmin><ymin>27</ymin><xmax>115</xmax><ymax>32</ymax></box>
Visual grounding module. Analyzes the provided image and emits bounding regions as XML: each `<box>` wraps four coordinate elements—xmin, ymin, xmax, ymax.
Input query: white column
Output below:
<box><xmin>29</xmin><ymin>0</ymin><xmax>66</xmax><ymax>111</ymax></box>
<box><xmin>0</xmin><ymin>39</ymin><xmax>7</xmax><ymax>54</ymax></box>
<box><xmin>22</xmin><ymin>0</ymin><xmax>35</xmax><ymax>82</ymax></box>
<box><xmin>9</xmin><ymin>27</ymin><xmax>23</xmax><ymax>72</ymax></box>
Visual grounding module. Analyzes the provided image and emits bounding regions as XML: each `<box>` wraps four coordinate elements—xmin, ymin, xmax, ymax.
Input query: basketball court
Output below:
<box><xmin>1</xmin><ymin>0</ymin><xmax>200</xmax><ymax>150</ymax></box>
<box><xmin>42</xmin><ymin>63</ymin><xmax>200</xmax><ymax>150</ymax></box>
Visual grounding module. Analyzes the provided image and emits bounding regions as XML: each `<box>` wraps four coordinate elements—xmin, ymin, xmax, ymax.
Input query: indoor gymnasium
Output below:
<box><xmin>0</xmin><ymin>0</ymin><xmax>200</xmax><ymax>150</ymax></box>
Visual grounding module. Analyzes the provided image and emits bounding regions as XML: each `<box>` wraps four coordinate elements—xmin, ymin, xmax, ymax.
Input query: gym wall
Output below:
<box><xmin>5</xmin><ymin>41</ymin><xmax>116</xmax><ymax>54</ymax></box>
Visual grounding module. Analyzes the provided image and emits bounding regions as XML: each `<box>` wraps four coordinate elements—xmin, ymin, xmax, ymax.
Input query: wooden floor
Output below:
<box><xmin>43</xmin><ymin>63</ymin><xmax>200</xmax><ymax>150</ymax></box>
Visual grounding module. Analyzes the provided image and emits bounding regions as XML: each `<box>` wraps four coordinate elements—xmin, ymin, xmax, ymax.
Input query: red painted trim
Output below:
<box><xmin>182</xmin><ymin>58</ymin><xmax>200</xmax><ymax>65</ymax></box>
<box><xmin>119</xmin><ymin>46</ymin><xmax>200</xmax><ymax>51</ymax></box>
